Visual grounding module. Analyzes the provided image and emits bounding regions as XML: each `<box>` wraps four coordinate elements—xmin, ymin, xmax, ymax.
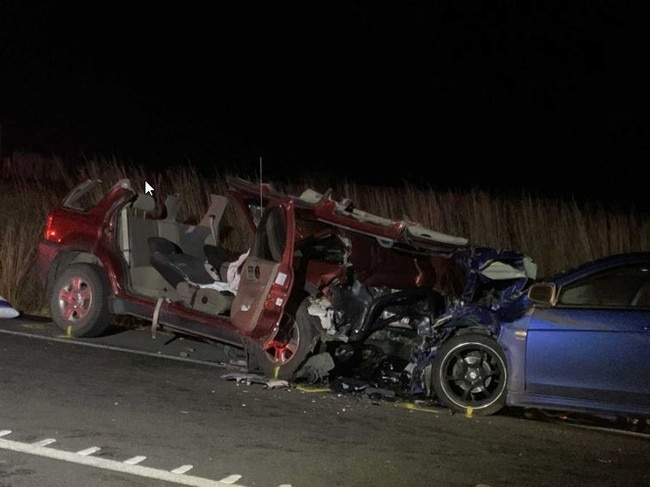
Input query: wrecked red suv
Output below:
<box><xmin>37</xmin><ymin>177</ymin><xmax>473</xmax><ymax>381</ymax></box>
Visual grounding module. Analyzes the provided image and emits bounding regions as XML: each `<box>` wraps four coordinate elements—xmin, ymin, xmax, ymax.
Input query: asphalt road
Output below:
<box><xmin>1</xmin><ymin>316</ymin><xmax>649</xmax><ymax>487</ymax></box>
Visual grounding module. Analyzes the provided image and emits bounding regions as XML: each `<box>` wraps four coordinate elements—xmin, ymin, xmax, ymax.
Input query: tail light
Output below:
<box><xmin>44</xmin><ymin>214</ymin><xmax>59</xmax><ymax>242</ymax></box>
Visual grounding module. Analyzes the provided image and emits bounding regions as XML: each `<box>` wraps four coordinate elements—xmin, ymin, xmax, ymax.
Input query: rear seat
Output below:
<box><xmin>120</xmin><ymin>192</ymin><xmax>230</xmax><ymax>297</ymax></box>
<box><xmin>121</xmin><ymin>194</ymin><xmax>167</xmax><ymax>295</ymax></box>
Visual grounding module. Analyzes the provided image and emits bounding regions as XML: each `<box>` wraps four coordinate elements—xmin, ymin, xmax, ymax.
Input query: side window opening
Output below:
<box><xmin>62</xmin><ymin>180</ymin><xmax>112</xmax><ymax>212</ymax></box>
<box><xmin>253</xmin><ymin>206</ymin><xmax>286</xmax><ymax>262</ymax></box>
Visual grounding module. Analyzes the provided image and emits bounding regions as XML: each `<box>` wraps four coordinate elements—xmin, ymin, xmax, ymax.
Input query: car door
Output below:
<box><xmin>523</xmin><ymin>263</ymin><xmax>650</xmax><ymax>412</ymax></box>
<box><xmin>230</xmin><ymin>200</ymin><xmax>296</xmax><ymax>340</ymax></box>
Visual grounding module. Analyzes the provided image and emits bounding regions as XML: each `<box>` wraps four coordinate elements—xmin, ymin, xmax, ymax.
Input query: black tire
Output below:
<box><xmin>49</xmin><ymin>263</ymin><xmax>112</xmax><ymax>338</ymax></box>
<box><xmin>247</xmin><ymin>300</ymin><xmax>320</xmax><ymax>381</ymax></box>
<box><xmin>431</xmin><ymin>333</ymin><xmax>508</xmax><ymax>416</ymax></box>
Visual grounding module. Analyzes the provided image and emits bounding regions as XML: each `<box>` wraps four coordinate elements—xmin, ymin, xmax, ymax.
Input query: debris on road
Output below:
<box><xmin>0</xmin><ymin>295</ymin><xmax>19</xmax><ymax>319</ymax></box>
<box><xmin>221</xmin><ymin>373</ymin><xmax>290</xmax><ymax>390</ymax></box>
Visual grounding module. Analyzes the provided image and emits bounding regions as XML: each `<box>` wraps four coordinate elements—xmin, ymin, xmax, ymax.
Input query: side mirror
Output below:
<box><xmin>527</xmin><ymin>282</ymin><xmax>557</xmax><ymax>306</ymax></box>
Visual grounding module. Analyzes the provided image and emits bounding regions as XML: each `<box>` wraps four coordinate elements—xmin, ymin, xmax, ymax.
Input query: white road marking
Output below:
<box><xmin>32</xmin><ymin>438</ymin><xmax>56</xmax><ymax>447</ymax></box>
<box><xmin>124</xmin><ymin>455</ymin><xmax>147</xmax><ymax>465</ymax></box>
<box><xmin>0</xmin><ymin>328</ymin><xmax>288</xmax><ymax>486</ymax></box>
<box><xmin>0</xmin><ymin>327</ymin><xmax>231</xmax><ymax>368</ymax></box>
<box><xmin>0</xmin><ymin>436</ymin><xmax>248</xmax><ymax>487</ymax></box>
<box><xmin>219</xmin><ymin>474</ymin><xmax>242</xmax><ymax>484</ymax></box>
<box><xmin>77</xmin><ymin>446</ymin><xmax>101</xmax><ymax>456</ymax></box>
<box><xmin>172</xmin><ymin>465</ymin><xmax>194</xmax><ymax>474</ymax></box>
<box><xmin>564</xmin><ymin>422</ymin><xmax>650</xmax><ymax>439</ymax></box>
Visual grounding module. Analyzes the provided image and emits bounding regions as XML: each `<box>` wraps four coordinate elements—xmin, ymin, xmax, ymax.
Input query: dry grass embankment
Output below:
<box><xmin>2</xmin><ymin>157</ymin><xmax>650</xmax><ymax>316</ymax></box>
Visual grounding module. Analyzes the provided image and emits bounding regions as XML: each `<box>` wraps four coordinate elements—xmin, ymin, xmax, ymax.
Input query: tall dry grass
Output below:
<box><xmin>2</xmin><ymin>157</ymin><xmax>650</xmax><ymax>316</ymax></box>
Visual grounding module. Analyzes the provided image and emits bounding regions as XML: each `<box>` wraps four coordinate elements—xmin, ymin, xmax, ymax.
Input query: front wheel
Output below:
<box><xmin>431</xmin><ymin>333</ymin><xmax>508</xmax><ymax>416</ymax></box>
<box><xmin>49</xmin><ymin>263</ymin><xmax>112</xmax><ymax>337</ymax></box>
<box><xmin>246</xmin><ymin>301</ymin><xmax>320</xmax><ymax>381</ymax></box>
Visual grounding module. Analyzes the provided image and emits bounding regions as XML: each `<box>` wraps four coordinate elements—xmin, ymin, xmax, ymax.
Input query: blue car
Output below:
<box><xmin>414</xmin><ymin>251</ymin><xmax>650</xmax><ymax>419</ymax></box>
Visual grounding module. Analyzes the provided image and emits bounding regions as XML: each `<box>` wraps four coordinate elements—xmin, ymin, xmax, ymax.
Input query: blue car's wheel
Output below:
<box><xmin>432</xmin><ymin>333</ymin><xmax>507</xmax><ymax>416</ymax></box>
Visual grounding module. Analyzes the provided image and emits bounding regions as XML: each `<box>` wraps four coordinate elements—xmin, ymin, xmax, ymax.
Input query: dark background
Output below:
<box><xmin>1</xmin><ymin>2</ymin><xmax>647</xmax><ymax>207</ymax></box>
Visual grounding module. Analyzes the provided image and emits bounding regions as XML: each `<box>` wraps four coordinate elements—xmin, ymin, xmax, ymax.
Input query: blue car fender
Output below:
<box><xmin>497</xmin><ymin>309</ymin><xmax>535</xmax><ymax>396</ymax></box>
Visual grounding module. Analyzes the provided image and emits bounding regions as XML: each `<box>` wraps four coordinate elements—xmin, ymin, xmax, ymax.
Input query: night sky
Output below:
<box><xmin>1</xmin><ymin>2</ymin><xmax>647</xmax><ymax>207</ymax></box>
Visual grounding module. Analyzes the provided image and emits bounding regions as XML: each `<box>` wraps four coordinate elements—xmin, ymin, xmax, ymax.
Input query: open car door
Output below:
<box><xmin>231</xmin><ymin>200</ymin><xmax>296</xmax><ymax>342</ymax></box>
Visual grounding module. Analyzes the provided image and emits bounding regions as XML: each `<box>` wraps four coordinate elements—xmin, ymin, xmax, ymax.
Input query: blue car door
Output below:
<box><xmin>524</xmin><ymin>263</ymin><xmax>650</xmax><ymax>412</ymax></box>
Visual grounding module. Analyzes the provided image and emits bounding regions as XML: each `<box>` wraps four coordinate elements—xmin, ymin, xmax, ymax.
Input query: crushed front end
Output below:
<box><xmin>409</xmin><ymin>246</ymin><xmax>537</xmax><ymax>398</ymax></box>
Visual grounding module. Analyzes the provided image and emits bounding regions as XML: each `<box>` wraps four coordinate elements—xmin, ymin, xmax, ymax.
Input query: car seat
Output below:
<box><xmin>148</xmin><ymin>236</ymin><xmax>235</xmax><ymax>315</ymax></box>
<box><xmin>148</xmin><ymin>236</ymin><xmax>217</xmax><ymax>288</ymax></box>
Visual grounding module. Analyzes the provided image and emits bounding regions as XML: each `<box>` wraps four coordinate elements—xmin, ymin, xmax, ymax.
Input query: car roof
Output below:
<box><xmin>227</xmin><ymin>176</ymin><xmax>470</xmax><ymax>255</ymax></box>
<box><xmin>548</xmin><ymin>251</ymin><xmax>650</xmax><ymax>284</ymax></box>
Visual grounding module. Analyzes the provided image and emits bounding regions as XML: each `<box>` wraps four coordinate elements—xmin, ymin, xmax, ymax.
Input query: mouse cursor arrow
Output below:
<box><xmin>144</xmin><ymin>181</ymin><xmax>154</xmax><ymax>195</ymax></box>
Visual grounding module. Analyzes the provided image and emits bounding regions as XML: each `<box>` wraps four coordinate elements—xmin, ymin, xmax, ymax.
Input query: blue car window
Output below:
<box><xmin>631</xmin><ymin>275</ymin><xmax>650</xmax><ymax>307</ymax></box>
<box><xmin>559</xmin><ymin>264</ymin><xmax>650</xmax><ymax>307</ymax></box>
<box><xmin>559</xmin><ymin>282</ymin><xmax>597</xmax><ymax>305</ymax></box>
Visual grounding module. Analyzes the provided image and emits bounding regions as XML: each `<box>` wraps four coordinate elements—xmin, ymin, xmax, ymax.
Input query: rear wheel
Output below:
<box><xmin>247</xmin><ymin>300</ymin><xmax>319</xmax><ymax>380</ymax></box>
<box><xmin>49</xmin><ymin>263</ymin><xmax>112</xmax><ymax>337</ymax></box>
<box><xmin>431</xmin><ymin>333</ymin><xmax>508</xmax><ymax>416</ymax></box>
